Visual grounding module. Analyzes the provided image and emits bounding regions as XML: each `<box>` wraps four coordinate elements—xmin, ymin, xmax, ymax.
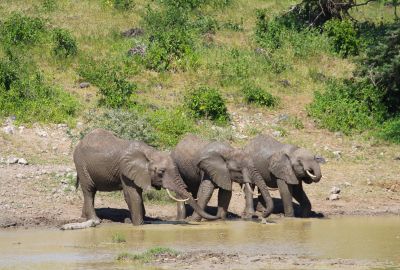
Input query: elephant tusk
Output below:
<box><xmin>306</xmin><ymin>170</ymin><xmax>317</xmax><ymax>179</ymax></box>
<box><xmin>166</xmin><ymin>189</ymin><xmax>189</xmax><ymax>202</ymax></box>
<box><xmin>242</xmin><ymin>183</ymin><xmax>261</xmax><ymax>196</ymax></box>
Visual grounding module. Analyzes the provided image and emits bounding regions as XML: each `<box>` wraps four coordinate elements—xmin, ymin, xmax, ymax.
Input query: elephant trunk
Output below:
<box><xmin>249</xmin><ymin>167</ymin><xmax>274</xmax><ymax>218</ymax></box>
<box><xmin>305</xmin><ymin>164</ymin><xmax>322</xmax><ymax>183</ymax></box>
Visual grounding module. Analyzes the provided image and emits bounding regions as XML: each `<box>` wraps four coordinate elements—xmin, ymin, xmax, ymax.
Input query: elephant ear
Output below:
<box><xmin>120</xmin><ymin>150</ymin><xmax>151</xmax><ymax>190</ymax></box>
<box><xmin>197</xmin><ymin>151</ymin><xmax>232</xmax><ymax>191</ymax></box>
<box><xmin>269</xmin><ymin>151</ymin><xmax>299</xmax><ymax>185</ymax></box>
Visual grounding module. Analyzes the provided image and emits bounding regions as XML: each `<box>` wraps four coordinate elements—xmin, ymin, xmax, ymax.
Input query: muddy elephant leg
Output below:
<box><xmin>242</xmin><ymin>184</ymin><xmax>256</xmax><ymax>219</ymax></box>
<box><xmin>81</xmin><ymin>188</ymin><xmax>99</xmax><ymax>222</ymax></box>
<box><xmin>191</xmin><ymin>179</ymin><xmax>215</xmax><ymax>222</ymax></box>
<box><xmin>176</xmin><ymin>201</ymin><xmax>186</xmax><ymax>220</ymax></box>
<box><xmin>217</xmin><ymin>188</ymin><xmax>232</xmax><ymax>219</ymax></box>
<box><xmin>121</xmin><ymin>179</ymin><xmax>144</xmax><ymax>225</ymax></box>
<box><xmin>292</xmin><ymin>182</ymin><xmax>311</xmax><ymax>217</ymax></box>
<box><xmin>277</xmin><ymin>178</ymin><xmax>294</xmax><ymax>217</ymax></box>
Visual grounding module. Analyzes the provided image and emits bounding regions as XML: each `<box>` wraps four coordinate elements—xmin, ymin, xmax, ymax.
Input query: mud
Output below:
<box><xmin>0</xmin><ymin>217</ymin><xmax>399</xmax><ymax>269</ymax></box>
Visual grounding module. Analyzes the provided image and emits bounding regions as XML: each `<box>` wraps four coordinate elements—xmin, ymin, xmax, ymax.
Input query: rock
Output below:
<box><xmin>79</xmin><ymin>82</ymin><xmax>90</xmax><ymax>88</ymax></box>
<box><xmin>2</xmin><ymin>125</ymin><xmax>14</xmax><ymax>134</ymax></box>
<box><xmin>17</xmin><ymin>158</ymin><xmax>28</xmax><ymax>165</ymax></box>
<box><xmin>16</xmin><ymin>173</ymin><xmax>25</xmax><ymax>179</ymax></box>
<box><xmin>121</xmin><ymin>27</ymin><xmax>144</xmax><ymax>38</ymax></box>
<box><xmin>273</xmin><ymin>114</ymin><xmax>289</xmax><ymax>124</ymax></box>
<box><xmin>334</xmin><ymin>131</ymin><xmax>343</xmax><ymax>138</ymax></box>
<box><xmin>332</xmin><ymin>150</ymin><xmax>342</xmax><ymax>159</ymax></box>
<box><xmin>36</xmin><ymin>130</ymin><xmax>48</xmax><ymax>137</ymax></box>
<box><xmin>57</xmin><ymin>123</ymin><xmax>68</xmax><ymax>128</ymax></box>
<box><xmin>272</xmin><ymin>130</ymin><xmax>282</xmax><ymax>137</ymax></box>
<box><xmin>7</xmin><ymin>157</ymin><xmax>18</xmax><ymax>164</ymax></box>
<box><xmin>328</xmin><ymin>194</ymin><xmax>340</xmax><ymax>201</ymax></box>
<box><xmin>343</xmin><ymin>181</ymin><xmax>351</xmax><ymax>187</ymax></box>
<box><xmin>330</xmin><ymin>186</ymin><xmax>341</xmax><ymax>194</ymax></box>
<box><xmin>314</xmin><ymin>155</ymin><xmax>326</xmax><ymax>164</ymax></box>
<box><xmin>367</xmin><ymin>179</ymin><xmax>373</xmax><ymax>186</ymax></box>
<box><xmin>128</xmin><ymin>44</ymin><xmax>146</xmax><ymax>57</ymax></box>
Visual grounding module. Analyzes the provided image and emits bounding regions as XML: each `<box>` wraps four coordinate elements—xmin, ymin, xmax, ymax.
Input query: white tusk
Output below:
<box><xmin>243</xmin><ymin>183</ymin><xmax>261</xmax><ymax>196</ymax></box>
<box><xmin>166</xmin><ymin>189</ymin><xmax>189</xmax><ymax>202</ymax></box>
<box><xmin>306</xmin><ymin>170</ymin><xmax>317</xmax><ymax>179</ymax></box>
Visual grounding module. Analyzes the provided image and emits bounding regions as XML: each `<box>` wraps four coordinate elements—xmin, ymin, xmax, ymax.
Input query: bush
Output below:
<box><xmin>148</xmin><ymin>108</ymin><xmax>197</xmax><ymax>147</ymax></box>
<box><xmin>113</xmin><ymin>0</ymin><xmax>134</xmax><ymax>10</ymax></box>
<box><xmin>0</xmin><ymin>13</ymin><xmax>46</xmax><ymax>46</ymax></box>
<box><xmin>52</xmin><ymin>28</ymin><xmax>78</xmax><ymax>57</ymax></box>
<box><xmin>78</xmin><ymin>58</ymin><xmax>137</xmax><ymax>108</ymax></box>
<box><xmin>185</xmin><ymin>86</ymin><xmax>229</xmax><ymax>123</ymax></box>
<box><xmin>0</xmin><ymin>56</ymin><xmax>79</xmax><ymax>124</ymax></box>
<box><xmin>377</xmin><ymin>117</ymin><xmax>400</xmax><ymax>144</ymax></box>
<box><xmin>323</xmin><ymin>19</ymin><xmax>360</xmax><ymax>57</ymax></box>
<box><xmin>80</xmin><ymin>109</ymin><xmax>156</xmax><ymax>144</ymax></box>
<box><xmin>41</xmin><ymin>0</ymin><xmax>58</xmax><ymax>12</ymax></box>
<box><xmin>242</xmin><ymin>84</ymin><xmax>278</xmax><ymax>107</ymax></box>
<box><xmin>308</xmin><ymin>80</ymin><xmax>385</xmax><ymax>134</ymax></box>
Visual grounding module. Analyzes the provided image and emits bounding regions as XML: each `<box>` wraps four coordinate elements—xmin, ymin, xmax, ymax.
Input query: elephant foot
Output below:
<box><xmin>241</xmin><ymin>209</ymin><xmax>256</xmax><ymax>220</ymax></box>
<box><xmin>124</xmin><ymin>217</ymin><xmax>132</xmax><ymax>224</ymax></box>
<box><xmin>188</xmin><ymin>214</ymin><xmax>202</xmax><ymax>222</ymax></box>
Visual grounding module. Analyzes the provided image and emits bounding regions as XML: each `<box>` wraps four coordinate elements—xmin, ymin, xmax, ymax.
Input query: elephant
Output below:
<box><xmin>244</xmin><ymin>134</ymin><xmax>322</xmax><ymax>218</ymax></box>
<box><xmin>171</xmin><ymin>135</ymin><xmax>273</xmax><ymax>221</ymax></box>
<box><xmin>73</xmin><ymin>129</ymin><xmax>218</xmax><ymax>226</ymax></box>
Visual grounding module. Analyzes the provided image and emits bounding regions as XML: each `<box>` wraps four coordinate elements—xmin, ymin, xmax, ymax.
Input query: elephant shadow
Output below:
<box><xmin>184</xmin><ymin>205</ymin><xmax>241</xmax><ymax>219</ymax></box>
<box><xmin>255</xmin><ymin>198</ymin><xmax>325</xmax><ymax>218</ymax></box>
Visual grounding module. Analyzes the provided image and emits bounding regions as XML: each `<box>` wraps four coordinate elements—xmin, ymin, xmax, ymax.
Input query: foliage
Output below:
<box><xmin>79</xmin><ymin>109</ymin><xmax>156</xmax><ymax>144</ymax></box>
<box><xmin>0</xmin><ymin>13</ymin><xmax>46</xmax><ymax>46</ymax></box>
<box><xmin>143</xmin><ymin>189</ymin><xmax>174</xmax><ymax>204</ymax></box>
<box><xmin>52</xmin><ymin>28</ymin><xmax>78</xmax><ymax>57</ymax></box>
<box><xmin>308</xmin><ymin>80</ymin><xmax>385</xmax><ymax>134</ymax></box>
<box><xmin>377</xmin><ymin>117</ymin><xmax>400</xmax><ymax>144</ymax></box>
<box><xmin>78</xmin><ymin>58</ymin><xmax>137</xmax><ymax>108</ymax></box>
<box><xmin>116</xmin><ymin>247</ymin><xmax>178</xmax><ymax>263</ymax></box>
<box><xmin>192</xmin><ymin>15</ymin><xmax>219</xmax><ymax>34</ymax></box>
<box><xmin>323</xmin><ymin>19</ymin><xmax>360</xmax><ymax>57</ymax></box>
<box><xmin>113</xmin><ymin>0</ymin><xmax>134</xmax><ymax>10</ymax></box>
<box><xmin>0</xmin><ymin>56</ymin><xmax>79</xmax><ymax>124</ymax></box>
<box><xmin>148</xmin><ymin>108</ymin><xmax>197</xmax><ymax>147</ymax></box>
<box><xmin>111</xmin><ymin>232</ymin><xmax>126</xmax><ymax>243</ymax></box>
<box><xmin>185</xmin><ymin>86</ymin><xmax>229</xmax><ymax>123</ymax></box>
<box><xmin>222</xmin><ymin>19</ymin><xmax>244</xmax><ymax>31</ymax></box>
<box><xmin>242</xmin><ymin>84</ymin><xmax>279</xmax><ymax>107</ymax></box>
<box><xmin>41</xmin><ymin>0</ymin><xmax>58</xmax><ymax>12</ymax></box>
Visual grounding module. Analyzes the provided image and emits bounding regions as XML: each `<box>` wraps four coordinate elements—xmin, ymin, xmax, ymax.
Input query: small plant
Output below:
<box><xmin>112</xmin><ymin>232</ymin><xmax>126</xmax><ymax>243</ymax></box>
<box><xmin>185</xmin><ymin>86</ymin><xmax>229</xmax><ymax>123</ymax></box>
<box><xmin>192</xmin><ymin>15</ymin><xmax>219</xmax><ymax>34</ymax></box>
<box><xmin>0</xmin><ymin>12</ymin><xmax>46</xmax><ymax>46</ymax></box>
<box><xmin>377</xmin><ymin>117</ymin><xmax>400</xmax><ymax>144</ymax></box>
<box><xmin>323</xmin><ymin>19</ymin><xmax>360</xmax><ymax>57</ymax></box>
<box><xmin>41</xmin><ymin>0</ymin><xmax>58</xmax><ymax>12</ymax></box>
<box><xmin>52</xmin><ymin>28</ymin><xmax>78</xmax><ymax>57</ymax></box>
<box><xmin>222</xmin><ymin>19</ymin><xmax>244</xmax><ymax>32</ymax></box>
<box><xmin>148</xmin><ymin>108</ymin><xmax>197</xmax><ymax>148</ymax></box>
<box><xmin>113</xmin><ymin>0</ymin><xmax>134</xmax><ymax>11</ymax></box>
<box><xmin>242</xmin><ymin>84</ymin><xmax>278</xmax><ymax>108</ymax></box>
<box><xmin>116</xmin><ymin>247</ymin><xmax>178</xmax><ymax>263</ymax></box>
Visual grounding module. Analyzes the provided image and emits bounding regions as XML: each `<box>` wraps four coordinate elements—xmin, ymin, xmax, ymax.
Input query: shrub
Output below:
<box><xmin>41</xmin><ymin>0</ymin><xmax>58</xmax><ymax>12</ymax></box>
<box><xmin>116</xmin><ymin>247</ymin><xmax>178</xmax><ymax>263</ymax></box>
<box><xmin>185</xmin><ymin>86</ymin><xmax>229</xmax><ymax>123</ymax></box>
<box><xmin>78</xmin><ymin>58</ymin><xmax>137</xmax><ymax>108</ymax></box>
<box><xmin>0</xmin><ymin>13</ymin><xmax>46</xmax><ymax>46</ymax></box>
<box><xmin>52</xmin><ymin>28</ymin><xmax>78</xmax><ymax>57</ymax></box>
<box><xmin>148</xmin><ymin>108</ymin><xmax>197</xmax><ymax>148</ymax></box>
<box><xmin>242</xmin><ymin>84</ymin><xmax>278</xmax><ymax>107</ymax></box>
<box><xmin>0</xmin><ymin>56</ymin><xmax>79</xmax><ymax>124</ymax></box>
<box><xmin>113</xmin><ymin>0</ymin><xmax>134</xmax><ymax>10</ymax></box>
<box><xmin>377</xmin><ymin>117</ymin><xmax>400</xmax><ymax>144</ymax></box>
<box><xmin>323</xmin><ymin>19</ymin><xmax>360</xmax><ymax>57</ymax></box>
<box><xmin>79</xmin><ymin>109</ymin><xmax>156</xmax><ymax>144</ymax></box>
<box><xmin>192</xmin><ymin>15</ymin><xmax>219</xmax><ymax>34</ymax></box>
<box><xmin>222</xmin><ymin>19</ymin><xmax>244</xmax><ymax>32</ymax></box>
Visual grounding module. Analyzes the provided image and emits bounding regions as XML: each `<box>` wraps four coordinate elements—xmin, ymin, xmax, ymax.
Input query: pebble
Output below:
<box><xmin>328</xmin><ymin>194</ymin><xmax>340</xmax><ymax>201</ymax></box>
<box><xmin>7</xmin><ymin>157</ymin><xmax>19</xmax><ymax>164</ymax></box>
<box><xmin>16</xmin><ymin>173</ymin><xmax>25</xmax><ymax>179</ymax></box>
<box><xmin>17</xmin><ymin>158</ymin><xmax>28</xmax><ymax>165</ymax></box>
<box><xmin>36</xmin><ymin>130</ymin><xmax>48</xmax><ymax>137</ymax></box>
<box><xmin>2</xmin><ymin>125</ymin><xmax>14</xmax><ymax>134</ymax></box>
<box><xmin>343</xmin><ymin>181</ymin><xmax>351</xmax><ymax>187</ymax></box>
<box><xmin>334</xmin><ymin>131</ymin><xmax>344</xmax><ymax>138</ymax></box>
<box><xmin>79</xmin><ymin>82</ymin><xmax>90</xmax><ymax>88</ymax></box>
<box><xmin>330</xmin><ymin>186</ymin><xmax>341</xmax><ymax>194</ymax></box>
<box><xmin>272</xmin><ymin>130</ymin><xmax>282</xmax><ymax>137</ymax></box>
<box><xmin>332</xmin><ymin>150</ymin><xmax>342</xmax><ymax>159</ymax></box>
<box><xmin>367</xmin><ymin>180</ymin><xmax>372</xmax><ymax>186</ymax></box>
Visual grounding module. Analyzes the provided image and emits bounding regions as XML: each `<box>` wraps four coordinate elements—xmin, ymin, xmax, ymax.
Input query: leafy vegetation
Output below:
<box><xmin>111</xmin><ymin>232</ymin><xmax>126</xmax><ymax>243</ymax></box>
<box><xmin>116</xmin><ymin>247</ymin><xmax>178</xmax><ymax>263</ymax></box>
<box><xmin>323</xmin><ymin>19</ymin><xmax>360</xmax><ymax>57</ymax></box>
<box><xmin>52</xmin><ymin>28</ymin><xmax>78</xmax><ymax>57</ymax></box>
<box><xmin>242</xmin><ymin>84</ymin><xmax>279</xmax><ymax>107</ymax></box>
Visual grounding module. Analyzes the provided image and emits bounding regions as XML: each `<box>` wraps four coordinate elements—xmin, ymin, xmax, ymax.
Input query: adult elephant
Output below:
<box><xmin>73</xmin><ymin>129</ymin><xmax>218</xmax><ymax>226</ymax></box>
<box><xmin>171</xmin><ymin>135</ymin><xmax>273</xmax><ymax>221</ymax></box>
<box><xmin>244</xmin><ymin>134</ymin><xmax>322</xmax><ymax>217</ymax></box>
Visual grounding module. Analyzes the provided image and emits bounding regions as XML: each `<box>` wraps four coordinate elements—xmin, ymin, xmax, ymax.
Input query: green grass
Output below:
<box><xmin>116</xmin><ymin>247</ymin><xmax>179</xmax><ymax>263</ymax></box>
<box><xmin>112</xmin><ymin>232</ymin><xmax>127</xmax><ymax>243</ymax></box>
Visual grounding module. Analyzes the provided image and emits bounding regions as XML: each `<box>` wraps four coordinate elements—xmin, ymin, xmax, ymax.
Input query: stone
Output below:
<box><xmin>330</xmin><ymin>186</ymin><xmax>341</xmax><ymax>194</ymax></box>
<box><xmin>272</xmin><ymin>130</ymin><xmax>282</xmax><ymax>137</ymax></box>
<box><xmin>367</xmin><ymin>179</ymin><xmax>372</xmax><ymax>186</ymax></box>
<box><xmin>36</xmin><ymin>130</ymin><xmax>48</xmax><ymax>137</ymax></box>
<box><xmin>334</xmin><ymin>131</ymin><xmax>344</xmax><ymax>138</ymax></box>
<box><xmin>274</xmin><ymin>114</ymin><xmax>289</xmax><ymax>124</ymax></box>
<box><xmin>7</xmin><ymin>157</ymin><xmax>18</xmax><ymax>164</ymax></box>
<box><xmin>57</xmin><ymin>123</ymin><xmax>68</xmax><ymax>128</ymax></box>
<box><xmin>17</xmin><ymin>158</ymin><xmax>28</xmax><ymax>165</ymax></box>
<box><xmin>328</xmin><ymin>194</ymin><xmax>340</xmax><ymax>201</ymax></box>
<box><xmin>343</xmin><ymin>181</ymin><xmax>351</xmax><ymax>187</ymax></box>
<box><xmin>2</xmin><ymin>125</ymin><xmax>14</xmax><ymax>134</ymax></box>
<box><xmin>128</xmin><ymin>44</ymin><xmax>146</xmax><ymax>57</ymax></box>
<box><xmin>16</xmin><ymin>173</ymin><xmax>25</xmax><ymax>179</ymax></box>
<box><xmin>332</xmin><ymin>150</ymin><xmax>342</xmax><ymax>159</ymax></box>
<box><xmin>79</xmin><ymin>82</ymin><xmax>90</xmax><ymax>88</ymax></box>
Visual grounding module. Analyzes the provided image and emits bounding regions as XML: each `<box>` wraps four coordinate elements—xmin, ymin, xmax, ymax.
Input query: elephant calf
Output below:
<box><xmin>73</xmin><ymin>129</ymin><xmax>218</xmax><ymax>225</ymax></box>
<box><xmin>171</xmin><ymin>135</ymin><xmax>273</xmax><ymax>221</ymax></box>
<box><xmin>244</xmin><ymin>134</ymin><xmax>323</xmax><ymax>217</ymax></box>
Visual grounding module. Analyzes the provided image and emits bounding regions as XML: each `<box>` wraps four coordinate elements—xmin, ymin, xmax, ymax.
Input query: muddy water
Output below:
<box><xmin>0</xmin><ymin>216</ymin><xmax>399</xmax><ymax>269</ymax></box>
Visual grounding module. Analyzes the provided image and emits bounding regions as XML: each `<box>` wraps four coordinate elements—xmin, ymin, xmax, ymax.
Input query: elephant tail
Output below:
<box><xmin>75</xmin><ymin>175</ymin><xmax>80</xmax><ymax>191</ymax></box>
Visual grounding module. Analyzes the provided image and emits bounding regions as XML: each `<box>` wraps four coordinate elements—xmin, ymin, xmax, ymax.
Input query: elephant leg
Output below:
<box><xmin>81</xmin><ymin>188</ymin><xmax>99</xmax><ymax>222</ymax></box>
<box><xmin>217</xmin><ymin>189</ymin><xmax>232</xmax><ymax>219</ymax></box>
<box><xmin>122</xmin><ymin>182</ymin><xmax>144</xmax><ymax>225</ymax></box>
<box><xmin>292</xmin><ymin>182</ymin><xmax>311</xmax><ymax>218</ymax></box>
<box><xmin>242</xmin><ymin>184</ymin><xmax>256</xmax><ymax>219</ymax></box>
<box><xmin>277</xmin><ymin>178</ymin><xmax>294</xmax><ymax>217</ymax></box>
<box><xmin>190</xmin><ymin>179</ymin><xmax>215</xmax><ymax>222</ymax></box>
<box><xmin>176</xmin><ymin>201</ymin><xmax>186</xmax><ymax>220</ymax></box>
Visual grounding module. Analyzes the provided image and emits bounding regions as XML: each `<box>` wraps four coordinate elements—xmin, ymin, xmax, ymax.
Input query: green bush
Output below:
<box><xmin>192</xmin><ymin>15</ymin><xmax>219</xmax><ymax>34</ymax></box>
<box><xmin>185</xmin><ymin>86</ymin><xmax>229</xmax><ymax>123</ymax></box>
<box><xmin>41</xmin><ymin>0</ymin><xmax>58</xmax><ymax>12</ymax></box>
<box><xmin>78</xmin><ymin>58</ymin><xmax>137</xmax><ymax>108</ymax></box>
<box><xmin>222</xmin><ymin>19</ymin><xmax>244</xmax><ymax>32</ymax></box>
<box><xmin>113</xmin><ymin>0</ymin><xmax>134</xmax><ymax>10</ymax></box>
<box><xmin>0</xmin><ymin>13</ymin><xmax>46</xmax><ymax>46</ymax></box>
<box><xmin>52</xmin><ymin>28</ymin><xmax>78</xmax><ymax>57</ymax></box>
<box><xmin>80</xmin><ymin>109</ymin><xmax>156</xmax><ymax>144</ymax></box>
<box><xmin>323</xmin><ymin>19</ymin><xmax>360</xmax><ymax>57</ymax></box>
<box><xmin>308</xmin><ymin>80</ymin><xmax>385</xmax><ymax>134</ymax></box>
<box><xmin>377</xmin><ymin>117</ymin><xmax>400</xmax><ymax>144</ymax></box>
<box><xmin>0</xmin><ymin>56</ymin><xmax>79</xmax><ymax>124</ymax></box>
<box><xmin>149</xmin><ymin>108</ymin><xmax>197</xmax><ymax>147</ymax></box>
<box><xmin>242</xmin><ymin>84</ymin><xmax>278</xmax><ymax>108</ymax></box>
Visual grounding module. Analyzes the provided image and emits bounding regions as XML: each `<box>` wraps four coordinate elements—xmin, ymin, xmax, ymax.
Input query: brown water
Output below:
<box><xmin>0</xmin><ymin>216</ymin><xmax>399</xmax><ymax>269</ymax></box>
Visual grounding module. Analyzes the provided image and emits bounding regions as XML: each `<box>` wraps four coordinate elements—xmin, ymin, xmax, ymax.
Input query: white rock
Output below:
<box><xmin>16</xmin><ymin>173</ymin><xmax>25</xmax><ymax>179</ymax></box>
<box><xmin>17</xmin><ymin>158</ymin><xmax>28</xmax><ymax>165</ymax></box>
<box><xmin>328</xmin><ymin>194</ymin><xmax>340</xmax><ymax>201</ymax></box>
<box><xmin>332</xmin><ymin>150</ymin><xmax>342</xmax><ymax>159</ymax></box>
<box><xmin>343</xmin><ymin>181</ymin><xmax>351</xmax><ymax>187</ymax></box>
<box><xmin>330</xmin><ymin>186</ymin><xmax>341</xmax><ymax>194</ymax></box>
<box><xmin>7</xmin><ymin>157</ymin><xmax>18</xmax><ymax>164</ymax></box>
<box><xmin>272</xmin><ymin>131</ymin><xmax>282</xmax><ymax>137</ymax></box>
<box><xmin>2</xmin><ymin>125</ymin><xmax>14</xmax><ymax>134</ymax></box>
<box><xmin>367</xmin><ymin>180</ymin><xmax>373</xmax><ymax>186</ymax></box>
<box><xmin>36</xmin><ymin>130</ymin><xmax>48</xmax><ymax>137</ymax></box>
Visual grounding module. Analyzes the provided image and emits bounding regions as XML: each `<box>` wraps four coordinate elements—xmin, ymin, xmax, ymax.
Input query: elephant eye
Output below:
<box><xmin>157</xmin><ymin>168</ymin><xmax>166</xmax><ymax>176</ymax></box>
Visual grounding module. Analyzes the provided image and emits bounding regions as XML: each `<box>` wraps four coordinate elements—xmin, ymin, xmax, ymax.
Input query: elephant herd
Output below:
<box><xmin>74</xmin><ymin>128</ymin><xmax>323</xmax><ymax>226</ymax></box>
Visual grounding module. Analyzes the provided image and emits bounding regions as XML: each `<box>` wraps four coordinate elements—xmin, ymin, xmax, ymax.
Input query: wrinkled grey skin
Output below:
<box><xmin>171</xmin><ymin>135</ymin><xmax>273</xmax><ymax>221</ymax></box>
<box><xmin>244</xmin><ymin>134</ymin><xmax>322</xmax><ymax>217</ymax></box>
<box><xmin>74</xmin><ymin>129</ymin><xmax>218</xmax><ymax>225</ymax></box>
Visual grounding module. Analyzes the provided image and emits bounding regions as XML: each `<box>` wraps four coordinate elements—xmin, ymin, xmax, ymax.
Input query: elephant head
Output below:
<box><xmin>120</xmin><ymin>150</ymin><xmax>218</xmax><ymax>220</ymax></box>
<box><xmin>197</xmin><ymin>144</ymin><xmax>274</xmax><ymax>217</ymax></box>
<box><xmin>268</xmin><ymin>148</ymin><xmax>322</xmax><ymax>185</ymax></box>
